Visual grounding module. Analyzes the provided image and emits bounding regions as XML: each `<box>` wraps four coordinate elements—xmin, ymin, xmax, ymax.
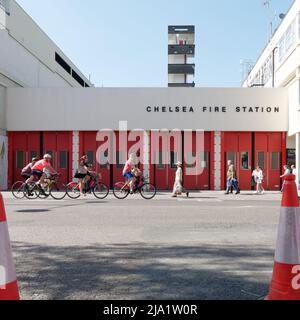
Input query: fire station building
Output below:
<box><xmin>0</xmin><ymin>0</ymin><xmax>297</xmax><ymax>191</ymax></box>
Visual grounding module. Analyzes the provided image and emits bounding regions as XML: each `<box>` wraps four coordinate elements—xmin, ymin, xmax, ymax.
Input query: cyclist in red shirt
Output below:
<box><xmin>26</xmin><ymin>154</ymin><xmax>58</xmax><ymax>187</ymax></box>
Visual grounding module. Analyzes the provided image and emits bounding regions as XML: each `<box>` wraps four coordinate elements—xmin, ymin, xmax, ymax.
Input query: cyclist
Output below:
<box><xmin>131</xmin><ymin>167</ymin><xmax>141</xmax><ymax>191</ymax></box>
<box><xmin>74</xmin><ymin>155</ymin><xmax>91</xmax><ymax>196</ymax></box>
<box><xmin>122</xmin><ymin>154</ymin><xmax>136</xmax><ymax>194</ymax></box>
<box><xmin>27</xmin><ymin>154</ymin><xmax>58</xmax><ymax>188</ymax></box>
<box><xmin>21</xmin><ymin>157</ymin><xmax>38</xmax><ymax>179</ymax></box>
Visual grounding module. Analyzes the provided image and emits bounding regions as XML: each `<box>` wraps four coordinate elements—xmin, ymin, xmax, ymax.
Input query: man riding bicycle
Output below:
<box><xmin>21</xmin><ymin>157</ymin><xmax>38</xmax><ymax>179</ymax></box>
<box><xmin>26</xmin><ymin>154</ymin><xmax>58</xmax><ymax>191</ymax></box>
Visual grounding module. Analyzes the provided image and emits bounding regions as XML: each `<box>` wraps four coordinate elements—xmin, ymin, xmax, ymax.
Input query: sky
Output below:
<box><xmin>17</xmin><ymin>0</ymin><xmax>294</xmax><ymax>88</ymax></box>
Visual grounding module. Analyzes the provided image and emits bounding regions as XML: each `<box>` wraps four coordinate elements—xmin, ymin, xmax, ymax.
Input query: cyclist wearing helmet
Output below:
<box><xmin>21</xmin><ymin>157</ymin><xmax>38</xmax><ymax>179</ymax></box>
<box><xmin>28</xmin><ymin>154</ymin><xmax>58</xmax><ymax>186</ymax></box>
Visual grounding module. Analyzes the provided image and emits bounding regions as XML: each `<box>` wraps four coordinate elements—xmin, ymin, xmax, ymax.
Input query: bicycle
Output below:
<box><xmin>11</xmin><ymin>180</ymin><xmax>27</xmax><ymax>199</ymax></box>
<box><xmin>66</xmin><ymin>172</ymin><xmax>109</xmax><ymax>199</ymax></box>
<box><xmin>113</xmin><ymin>176</ymin><xmax>156</xmax><ymax>200</ymax></box>
<box><xmin>24</xmin><ymin>173</ymin><xmax>67</xmax><ymax>200</ymax></box>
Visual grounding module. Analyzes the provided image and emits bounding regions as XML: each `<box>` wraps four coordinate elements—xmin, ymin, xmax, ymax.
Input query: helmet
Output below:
<box><xmin>43</xmin><ymin>154</ymin><xmax>52</xmax><ymax>160</ymax></box>
<box><xmin>31</xmin><ymin>157</ymin><xmax>39</xmax><ymax>162</ymax></box>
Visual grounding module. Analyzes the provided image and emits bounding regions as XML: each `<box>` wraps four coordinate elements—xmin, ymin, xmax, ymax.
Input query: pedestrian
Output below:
<box><xmin>280</xmin><ymin>164</ymin><xmax>291</xmax><ymax>192</ymax></box>
<box><xmin>291</xmin><ymin>164</ymin><xmax>296</xmax><ymax>176</ymax></box>
<box><xmin>252</xmin><ymin>166</ymin><xmax>264</xmax><ymax>194</ymax></box>
<box><xmin>172</xmin><ymin>161</ymin><xmax>189</xmax><ymax>198</ymax></box>
<box><xmin>225</xmin><ymin>160</ymin><xmax>240</xmax><ymax>195</ymax></box>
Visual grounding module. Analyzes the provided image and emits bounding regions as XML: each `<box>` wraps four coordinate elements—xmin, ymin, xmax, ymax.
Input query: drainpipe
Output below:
<box><xmin>272</xmin><ymin>47</ymin><xmax>278</xmax><ymax>88</ymax></box>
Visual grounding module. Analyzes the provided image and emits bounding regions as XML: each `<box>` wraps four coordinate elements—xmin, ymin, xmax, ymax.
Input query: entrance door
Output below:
<box><xmin>11</xmin><ymin>132</ymin><xmax>40</xmax><ymax>184</ymax></box>
<box><xmin>255</xmin><ymin>133</ymin><xmax>282</xmax><ymax>190</ymax></box>
<box><xmin>81</xmin><ymin>131</ymin><xmax>111</xmax><ymax>188</ymax></box>
<box><xmin>183</xmin><ymin>131</ymin><xmax>211</xmax><ymax>190</ymax></box>
<box><xmin>224</xmin><ymin>133</ymin><xmax>252</xmax><ymax>190</ymax></box>
<box><xmin>43</xmin><ymin>132</ymin><xmax>71</xmax><ymax>185</ymax></box>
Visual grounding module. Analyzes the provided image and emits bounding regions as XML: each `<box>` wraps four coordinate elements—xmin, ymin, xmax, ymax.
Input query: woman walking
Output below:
<box><xmin>252</xmin><ymin>166</ymin><xmax>264</xmax><ymax>194</ymax></box>
<box><xmin>172</xmin><ymin>162</ymin><xmax>189</xmax><ymax>198</ymax></box>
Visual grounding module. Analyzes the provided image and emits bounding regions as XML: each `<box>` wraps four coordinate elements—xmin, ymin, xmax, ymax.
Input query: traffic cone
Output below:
<box><xmin>266</xmin><ymin>174</ymin><xmax>300</xmax><ymax>300</ymax></box>
<box><xmin>0</xmin><ymin>192</ymin><xmax>19</xmax><ymax>300</ymax></box>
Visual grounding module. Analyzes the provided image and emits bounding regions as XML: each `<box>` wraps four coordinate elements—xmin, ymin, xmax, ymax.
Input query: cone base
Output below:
<box><xmin>0</xmin><ymin>280</ymin><xmax>20</xmax><ymax>300</ymax></box>
<box><xmin>267</xmin><ymin>262</ymin><xmax>300</xmax><ymax>300</ymax></box>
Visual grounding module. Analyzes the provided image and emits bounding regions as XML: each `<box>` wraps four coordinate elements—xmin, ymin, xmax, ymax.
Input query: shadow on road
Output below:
<box><xmin>12</xmin><ymin>242</ymin><xmax>274</xmax><ymax>300</ymax></box>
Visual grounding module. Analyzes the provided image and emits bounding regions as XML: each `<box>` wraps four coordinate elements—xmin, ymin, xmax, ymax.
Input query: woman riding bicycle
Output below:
<box><xmin>122</xmin><ymin>154</ymin><xmax>136</xmax><ymax>194</ymax></box>
<box><xmin>75</xmin><ymin>155</ymin><xmax>91</xmax><ymax>196</ymax></box>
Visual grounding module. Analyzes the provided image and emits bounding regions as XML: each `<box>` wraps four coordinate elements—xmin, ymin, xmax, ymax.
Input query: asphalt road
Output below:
<box><xmin>2</xmin><ymin>191</ymin><xmax>282</xmax><ymax>300</ymax></box>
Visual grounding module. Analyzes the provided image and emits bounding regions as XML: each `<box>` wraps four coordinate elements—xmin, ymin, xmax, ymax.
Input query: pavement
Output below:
<box><xmin>1</xmin><ymin>190</ymin><xmax>282</xmax><ymax>300</ymax></box>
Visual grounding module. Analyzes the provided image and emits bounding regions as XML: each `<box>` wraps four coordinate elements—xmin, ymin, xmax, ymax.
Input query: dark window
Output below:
<box><xmin>30</xmin><ymin>151</ymin><xmax>38</xmax><ymax>161</ymax></box>
<box><xmin>16</xmin><ymin>151</ymin><xmax>24</xmax><ymax>169</ymax></box>
<box><xmin>86</xmin><ymin>151</ymin><xmax>94</xmax><ymax>168</ymax></box>
<box><xmin>46</xmin><ymin>151</ymin><xmax>53</xmax><ymax>165</ymax></box>
<box><xmin>227</xmin><ymin>152</ymin><xmax>235</xmax><ymax>165</ymax></box>
<box><xmin>257</xmin><ymin>152</ymin><xmax>265</xmax><ymax>170</ymax></box>
<box><xmin>241</xmin><ymin>152</ymin><xmax>249</xmax><ymax>170</ymax></box>
<box><xmin>201</xmin><ymin>151</ymin><xmax>209</xmax><ymax>168</ymax></box>
<box><xmin>271</xmin><ymin>152</ymin><xmax>280</xmax><ymax>170</ymax></box>
<box><xmin>59</xmin><ymin>151</ymin><xmax>67</xmax><ymax>169</ymax></box>
<box><xmin>99</xmin><ymin>150</ymin><xmax>108</xmax><ymax>169</ymax></box>
<box><xmin>170</xmin><ymin>151</ymin><xmax>178</xmax><ymax>169</ymax></box>
<box><xmin>156</xmin><ymin>152</ymin><xmax>165</xmax><ymax>169</ymax></box>
<box><xmin>72</xmin><ymin>70</ymin><xmax>85</xmax><ymax>87</ymax></box>
<box><xmin>55</xmin><ymin>53</ymin><xmax>71</xmax><ymax>74</ymax></box>
<box><xmin>116</xmin><ymin>151</ymin><xmax>124</xmax><ymax>169</ymax></box>
<box><xmin>186</xmin><ymin>152</ymin><xmax>196</xmax><ymax>168</ymax></box>
<box><xmin>85</xmin><ymin>83</ymin><xmax>90</xmax><ymax>88</ymax></box>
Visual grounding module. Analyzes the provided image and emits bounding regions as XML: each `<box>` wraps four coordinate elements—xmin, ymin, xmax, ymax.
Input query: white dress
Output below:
<box><xmin>173</xmin><ymin>167</ymin><xmax>183</xmax><ymax>194</ymax></box>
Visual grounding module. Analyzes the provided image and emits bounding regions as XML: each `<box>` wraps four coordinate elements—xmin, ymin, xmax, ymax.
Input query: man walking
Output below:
<box><xmin>225</xmin><ymin>160</ymin><xmax>240</xmax><ymax>195</ymax></box>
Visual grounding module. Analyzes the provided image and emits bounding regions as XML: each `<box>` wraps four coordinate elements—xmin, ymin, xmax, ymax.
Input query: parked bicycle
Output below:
<box><xmin>66</xmin><ymin>172</ymin><xmax>109</xmax><ymax>199</ymax></box>
<box><xmin>113</xmin><ymin>176</ymin><xmax>156</xmax><ymax>200</ymax></box>
<box><xmin>24</xmin><ymin>173</ymin><xmax>67</xmax><ymax>200</ymax></box>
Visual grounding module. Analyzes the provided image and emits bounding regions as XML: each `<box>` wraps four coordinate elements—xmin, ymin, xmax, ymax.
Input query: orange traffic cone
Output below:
<box><xmin>0</xmin><ymin>192</ymin><xmax>19</xmax><ymax>300</ymax></box>
<box><xmin>266</xmin><ymin>174</ymin><xmax>300</xmax><ymax>300</ymax></box>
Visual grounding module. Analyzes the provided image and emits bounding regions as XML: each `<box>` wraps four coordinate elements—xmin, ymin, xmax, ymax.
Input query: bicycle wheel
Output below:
<box><xmin>50</xmin><ymin>181</ymin><xmax>67</xmax><ymax>200</ymax></box>
<box><xmin>37</xmin><ymin>184</ymin><xmax>50</xmax><ymax>199</ymax></box>
<box><xmin>113</xmin><ymin>182</ymin><xmax>130</xmax><ymax>199</ymax></box>
<box><xmin>11</xmin><ymin>181</ymin><xmax>25</xmax><ymax>199</ymax></box>
<box><xmin>24</xmin><ymin>183</ymin><xmax>39</xmax><ymax>200</ymax></box>
<box><xmin>93</xmin><ymin>182</ymin><xmax>109</xmax><ymax>199</ymax></box>
<box><xmin>139</xmin><ymin>183</ymin><xmax>156</xmax><ymax>200</ymax></box>
<box><xmin>66</xmin><ymin>182</ymin><xmax>81</xmax><ymax>199</ymax></box>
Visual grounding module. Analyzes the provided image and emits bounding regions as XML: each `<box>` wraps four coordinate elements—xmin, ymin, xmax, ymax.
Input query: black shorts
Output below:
<box><xmin>74</xmin><ymin>173</ymin><xmax>87</xmax><ymax>179</ymax></box>
<box><xmin>32</xmin><ymin>170</ymin><xmax>43</xmax><ymax>179</ymax></box>
<box><xmin>21</xmin><ymin>173</ymin><xmax>30</xmax><ymax>179</ymax></box>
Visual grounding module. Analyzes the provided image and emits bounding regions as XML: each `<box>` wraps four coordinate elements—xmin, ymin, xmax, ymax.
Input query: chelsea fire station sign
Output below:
<box><xmin>146</xmin><ymin>105</ymin><xmax>280</xmax><ymax>113</ymax></box>
<box><xmin>6</xmin><ymin>87</ymin><xmax>288</xmax><ymax>132</ymax></box>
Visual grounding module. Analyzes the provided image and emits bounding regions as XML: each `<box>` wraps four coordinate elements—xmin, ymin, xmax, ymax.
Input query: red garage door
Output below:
<box><xmin>43</xmin><ymin>132</ymin><xmax>72</xmax><ymax>185</ymax></box>
<box><xmin>254</xmin><ymin>133</ymin><xmax>285</xmax><ymax>190</ymax></box>
<box><xmin>9</xmin><ymin>132</ymin><xmax>40</xmax><ymax>185</ymax></box>
<box><xmin>80</xmin><ymin>131</ymin><xmax>111</xmax><ymax>188</ymax></box>
<box><xmin>224</xmin><ymin>132</ymin><xmax>252</xmax><ymax>190</ymax></box>
<box><xmin>184</xmin><ymin>131</ymin><xmax>211</xmax><ymax>190</ymax></box>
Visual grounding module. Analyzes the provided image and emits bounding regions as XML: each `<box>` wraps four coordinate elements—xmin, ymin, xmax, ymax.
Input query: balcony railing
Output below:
<box><xmin>168</xmin><ymin>64</ymin><xmax>195</xmax><ymax>75</ymax></box>
<box><xmin>168</xmin><ymin>44</ymin><xmax>195</xmax><ymax>55</ymax></box>
<box><xmin>168</xmin><ymin>83</ymin><xmax>195</xmax><ymax>88</ymax></box>
<box><xmin>168</xmin><ymin>25</ymin><xmax>195</xmax><ymax>34</ymax></box>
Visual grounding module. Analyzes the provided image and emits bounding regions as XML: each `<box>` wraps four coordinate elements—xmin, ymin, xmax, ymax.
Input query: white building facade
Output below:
<box><xmin>243</xmin><ymin>0</ymin><xmax>300</xmax><ymax>187</ymax></box>
<box><xmin>0</xmin><ymin>0</ymin><xmax>92</xmax><ymax>189</ymax></box>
